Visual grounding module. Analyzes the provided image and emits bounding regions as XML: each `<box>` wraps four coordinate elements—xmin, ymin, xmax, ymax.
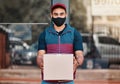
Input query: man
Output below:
<box><xmin>37</xmin><ymin>3</ymin><xmax>84</xmax><ymax>84</ymax></box>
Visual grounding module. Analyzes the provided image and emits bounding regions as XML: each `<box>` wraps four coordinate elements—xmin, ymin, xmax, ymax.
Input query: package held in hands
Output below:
<box><xmin>43</xmin><ymin>54</ymin><xmax>73</xmax><ymax>80</ymax></box>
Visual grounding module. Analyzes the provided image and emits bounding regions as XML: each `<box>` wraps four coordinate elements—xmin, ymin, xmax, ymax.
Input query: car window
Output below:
<box><xmin>82</xmin><ymin>36</ymin><xmax>92</xmax><ymax>43</ymax></box>
<box><xmin>98</xmin><ymin>36</ymin><xmax>120</xmax><ymax>45</ymax></box>
<box><xmin>82</xmin><ymin>35</ymin><xmax>95</xmax><ymax>52</ymax></box>
<box><xmin>82</xmin><ymin>36</ymin><xmax>88</xmax><ymax>43</ymax></box>
<box><xmin>82</xmin><ymin>35</ymin><xmax>94</xmax><ymax>44</ymax></box>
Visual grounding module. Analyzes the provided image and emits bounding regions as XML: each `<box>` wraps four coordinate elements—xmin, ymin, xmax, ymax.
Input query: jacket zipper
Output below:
<box><xmin>49</xmin><ymin>30</ymin><xmax>72</xmax><ymax>53</ymax></box>
<box><xmin>58</xmin><ymin>35</ymin><xmax>61</xmax><ymax>53</ymax></box>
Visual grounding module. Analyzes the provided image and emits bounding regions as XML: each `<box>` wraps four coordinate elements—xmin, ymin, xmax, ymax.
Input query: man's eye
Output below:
<box><xmin>60</xmin><ymin>13</ymin><xmax>64</xmax><ymax>16</ymax></box>
<box><xmin>53</xmin><ymin>13</ymin><xmax>58</xmax><ymax>16</ymax></box>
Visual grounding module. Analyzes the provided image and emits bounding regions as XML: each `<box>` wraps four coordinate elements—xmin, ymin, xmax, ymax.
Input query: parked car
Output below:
<box><xmin>81</xmin><ymin>33</ymin><xmax>102</xmax><ymax>69</ymax></box>
<box><xmin>13</xmin><ymin>41</ymin><xmax>38</xmax><ymax>65</ymax></box>
<box><xmin>15</xmin><ymin>48</ymin><xmax>37</xmax><ymax>65</ymax></box>
<box><xmin>81</xmin><ymin>33</ymin><xmax>120</xmax><ymax>68</ymax></box>
<box><xmin>9</xmin><ymin>37</ymin><xmax>30</xmax><ymax>64</ymax></box>
<box><xmin>93</xmin><ymin>34</ymin><xmax>120</xmax><ymax>65</ymax></box>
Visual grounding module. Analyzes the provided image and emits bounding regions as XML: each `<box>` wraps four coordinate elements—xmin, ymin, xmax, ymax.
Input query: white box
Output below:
<box><xmin>43</xmin><ymin>54</ymin><xmax>73</xmax><ymax>80</ymax></box>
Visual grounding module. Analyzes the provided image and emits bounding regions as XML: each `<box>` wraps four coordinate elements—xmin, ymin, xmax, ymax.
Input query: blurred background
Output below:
<box><xmin>0</xmin><ymin>0</ymin><xmax>120</xmax><ymax>83</ymax></box>
<box><xmin>0</xmin><ymin>0</ymin><xmax>120</xmax><ymax>84</ymax></box>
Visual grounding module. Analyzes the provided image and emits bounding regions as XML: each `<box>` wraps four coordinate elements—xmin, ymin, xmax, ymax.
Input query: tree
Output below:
<box><xmin>70</xmin><ymin>0</ymin><xmax>87</xmax><ymax>32</ymax></box>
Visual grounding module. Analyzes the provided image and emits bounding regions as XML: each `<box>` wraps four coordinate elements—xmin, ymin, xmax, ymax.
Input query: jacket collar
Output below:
<box><xmin>48</xmin><ymin>23</ymin><xmax>72</xmax><ymax>35</ymax></box>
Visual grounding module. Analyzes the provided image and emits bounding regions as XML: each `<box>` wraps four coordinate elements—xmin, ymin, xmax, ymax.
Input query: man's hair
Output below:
<box><xmin>51</xmin><ymin>3</ymin><xmax>66</xmax><ymax>13</ymax></box>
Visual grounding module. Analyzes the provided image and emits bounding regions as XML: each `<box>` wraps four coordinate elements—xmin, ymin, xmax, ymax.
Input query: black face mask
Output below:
<box><xmin>52</xmin><ymin>17</ymin><xmax>66</xmax><ymax>27</ymax></box>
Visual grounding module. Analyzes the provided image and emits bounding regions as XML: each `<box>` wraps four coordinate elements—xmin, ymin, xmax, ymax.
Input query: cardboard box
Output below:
<box><xmin>43</xmin><ymin>54</ymin><xmax>73</xmax><ymax>80</ymax></box>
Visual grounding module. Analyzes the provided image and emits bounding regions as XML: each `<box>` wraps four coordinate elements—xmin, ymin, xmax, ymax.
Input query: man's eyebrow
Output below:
<box><xmin>53</xmin><ymin>13</ymin><xmax>58</xmax><ymax>14</ymax></box>
<box><xmin>53</xmin><ymin>12</ymin><xmax>65</xmax><ymax>14</ymax></box>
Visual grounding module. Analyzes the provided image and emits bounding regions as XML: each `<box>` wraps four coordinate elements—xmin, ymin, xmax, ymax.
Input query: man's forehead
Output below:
<box><xmin>53</xmin><ymin>11</ymin><xmax>65</xmax><ymax>14</ymax></box>
<box><xmin>52</xmin><ymin>8</ymin><xmax>66</xmax><ymax>13</ymax></box>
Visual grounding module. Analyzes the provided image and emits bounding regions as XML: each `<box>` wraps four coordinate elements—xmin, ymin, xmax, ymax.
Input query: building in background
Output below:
<box><xmin>83</xmin><ymin>0</ymin><xmax>120</xmax><ymax>42</ymax></box>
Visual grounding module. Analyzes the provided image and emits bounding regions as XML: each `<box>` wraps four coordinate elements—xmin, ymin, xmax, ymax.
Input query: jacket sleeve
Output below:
<box><xmin>73</xmin><ymin>29</ymin><xmax>83</xmax><ymax>51</ymax></box>
<box><xmin>38</xmin><ymin>31</ymin><xmax>46</xmax><ymax>51</ymax></box>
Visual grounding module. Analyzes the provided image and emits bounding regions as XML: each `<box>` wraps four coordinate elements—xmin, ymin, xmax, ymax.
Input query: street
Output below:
<box><xmin>0</xmin><ymin>65</ymin><xmax>120</xmax><ymax>84</ymax></box>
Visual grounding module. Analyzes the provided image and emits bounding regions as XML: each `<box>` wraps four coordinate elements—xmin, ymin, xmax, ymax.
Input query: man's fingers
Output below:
<box><xmin>73</xmin><ymin>62</ymin><xmax>77</xmax><ymax>72</ymax></box>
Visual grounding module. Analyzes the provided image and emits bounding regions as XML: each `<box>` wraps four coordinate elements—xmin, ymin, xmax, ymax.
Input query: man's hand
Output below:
<box><xmin>37</xmin><ymin>56</ymin><xmax>43</xmax><ymax>68</ymax></box>
<box><xmin>75</xmin><ymin>50</ymin><xmax>84</xmax><ymax>66</ymax></box>
<box><xmin>73</xmin><ymin>57</ymin><xmax>79</xmax><ymax>72</ymax></box>
<box><xmin>37</xmin><ymin>50</ymin><xmax>46</xmax><ymax>71</ymax></box>
<box><xmin>73</xmin><ymin>50</ymin><xmax>84</xmax><ymax>72</ymax></box>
